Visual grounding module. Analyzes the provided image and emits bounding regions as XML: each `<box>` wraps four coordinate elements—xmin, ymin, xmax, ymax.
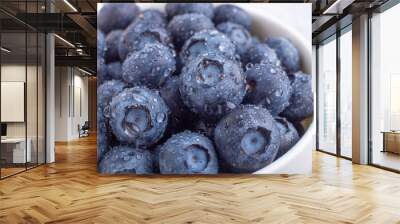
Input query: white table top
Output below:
<box><xmin>1</xmin><ymin>138</ymin><xmax>28</xmax><ymax>143</ymax></box>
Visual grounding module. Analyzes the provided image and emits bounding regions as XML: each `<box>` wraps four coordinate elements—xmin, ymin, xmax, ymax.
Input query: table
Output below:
<box><xmin>1</xmin><ymin>138</ymin><xmax>31</xmax><ymax>164</ymax></box>
<box><xmin>381</xmin><ymin>131</ymin><xmax>400</xmax><ymax>155</ymax></box>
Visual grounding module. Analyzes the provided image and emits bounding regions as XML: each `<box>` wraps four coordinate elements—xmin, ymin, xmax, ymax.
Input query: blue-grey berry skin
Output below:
<box><xmin>214</xmin><ymin>105</ymin><xmax>280</xmax><ymax>173</ymax></box>
<box><xmin>106</xmin><ymin>62</ymin><xmax>122</xmax><ymax>81</ymax></box>
<box><xmin>216</xmin><ymin>22</ymin><xmax>251</xmax><ymax>60</ymax></box>
<box><xmin>193</xmin><ymin>120</ymin><xmax>216</xmax><ymax>138</ymax></box>
<box><xmin>244</xmin><ymin>61</ymin><xmax>292</xmax><ymax>116</ymax></box>
<box><xmin>292</xmin><ymin>121</ymin><xmax>306</xmax><ymax>137</ymax></box>
<box><xmin>97</xmin><ymin>80</ymin><xmax>126</xmax><ymax>114</ymax></box>
<box><xmin>159</xmin><ymin>131</ymin><xmax>218</xmax><ymax>174</ymax></box>
<box><xmin>119</xmin><ymin>22</ymin><xmax>172</xmax><ymax>61</ymax></box>
<box><xmin>133</xmin><ymin>9</ymin><xmax>167</xmax><ymax>28</ymax></box>
<box><xmin>250</xmin><ymin>36</ymin><xmax>261</xmax><ymax>45</ymax></box>
<box><xmin>214</xmin><ymin>4</ymin><xmax>252</xmax><ymax>30</ymax></box>
<box><xmin>105</xmin><ymin>30</ymin><xmax>123</xmax><ymax>63</ymax></box>
<box><xmin>97</xmin><ymin>80</ymin><xmax>126</xmax><ymax>162</ymax></box>
<box><xmin>98</xmin><ymin>32</ymin><xmax>106</xmax><ymax>59</ymax></box>
<box><xmin>274</xmin><ymin>117</ymin><xmax>299</xmax><ymax>159</ymax></box>
<box><xmin>180</xmin><ymin>29</ymin><xmax>237</xmax><ymax>64</ymax></box>
<box><xmin>179</xmin><ymin>52</ymin><xmax>246</xmax><ymax>121</ymax></box>
<box><xmin>167</xmin><ymin>13</ymin><xmax>214</xmax><ymax>50</ymax></box>
<box><xmin>97</xmin><ymin>108</ymin><xmax>111</xmax><ymax>163</ymax></box>
<box><xmin>165</xmin><ymin>3</ymin><xmax>214</xmax><ymax>20</ymax></box>
<box><xmin>281</xmin><ymin>71</ymin><xmax>314</xmax><ymax>121</ymax></box>
<box><xmin>122</xmin><ymin>43</ymin><xmax>176</xmax><ymax>88</ymax></box>
<box><xmin>99</xmin><ymin>145</ymin><xmax>153</xmax><ymax>174</ymax></box>
<box><xmin>97</xmin><ymin>56</ymin><xmax>108</xmax><ymax>85</ymax></box>
<box><xmin>174</xmin><ymin>54</ymin><xmax>184</xmax><ymax>76</ymax></box>
<box><xmin>242</xmin><ymin>43</ymin><xmax>280</xmax><ymax>67</ymax></box>
<box><xmin>266</xmin><ymin>37</ymin><xmax>300</xmax><ymax>73</ymax></box>
<box><xmin>152</xmin><ymin>144</ymin><xmax>162</xmax><ymax>173</ymax></box>
<box><xmin>98</xmin><ymin>3</ymin><xmax>140</xmax><ymax>34</ymax></box>
<box><xmin>109</xmin><ymin>87</ymin><xmax>168</xmax><ymax>146</ymax></box>
<box><xmin>159</xmin><ymin>76</ymin><xmax>189</xmax><ymax>126</ymax></box>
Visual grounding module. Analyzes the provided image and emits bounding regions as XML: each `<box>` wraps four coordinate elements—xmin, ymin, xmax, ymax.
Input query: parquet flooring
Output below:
<box><xmin>1</xmin><ymin>134</ymin><xmax>400</xmax><ymax>224</ymax></box>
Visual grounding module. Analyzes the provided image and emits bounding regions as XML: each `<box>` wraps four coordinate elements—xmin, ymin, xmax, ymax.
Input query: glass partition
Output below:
<box><xmin>0</xmin><ymin>1</ymin><xmax>46</xmax><ymax>179</ymax></box>
<box><xmin>339</xmin><ymin>28</ymin><xmax>352</xmax><ymax>158</ymax></box>
<box><xmin>370</xmin><ymin>3</ymin><xmax>400</xmax><ymax>171</ymax></box>
<box><xmin>317</xmin><ymin>36</ymin><xmax>337</xmax><ymax>155</ymax></box>
<box><xmin>1</xmin><ymin>31</ymin><xmax>28</xmax><ymax>177</ymax></box>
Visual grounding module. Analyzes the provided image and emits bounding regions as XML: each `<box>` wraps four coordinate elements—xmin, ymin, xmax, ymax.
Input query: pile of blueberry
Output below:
<box><xmin>97</xmin><ymin>3</ymin><xmax>313</xmax><ymax>174</ymax></box>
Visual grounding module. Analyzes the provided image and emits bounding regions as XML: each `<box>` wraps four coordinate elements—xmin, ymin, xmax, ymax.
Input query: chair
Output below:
<box><xmin>78</xmin><ymin>121</ymin><xmax>90</xmax><ymax>138</ymax></box>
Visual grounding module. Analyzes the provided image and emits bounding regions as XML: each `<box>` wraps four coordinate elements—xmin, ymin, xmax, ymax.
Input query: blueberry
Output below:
<box><xmin>274</xmin><ymin>117</ymin><xmax>299</xmax><ymax>159</ymax></box>
<box><xmin>266</xmin><ymin>37</ymin><xmax>300</xmax><ymax>73</ymax></box>
<box><xmin>109</xmin><ymin>87</ymin><xmax>168</xmax><ymax>146</ymax></box>
<box><xmin>106</xmin><ymin>62</ymin><xmax>122</xmax><ymax>81</ymax></box>
<box><xmin>193</xmin><ymin>120</ymin><xmax>216</xmax><ymax>138</ymax></box>
<box><xmin>292</xmin><ymin>121</ymin><xmax>306</xmax><ymax>137</ymax></box>
<box><xmin>180</xmin><ymin>52</ymin><xmax>246</xmax><ymax>121</ymax></box>
<box><xmin>281</xmin><ymin>71</ymin><xmax>314</xmax><ymax>121</ymax></box>
<box><xmin>97</xmin><ymin>80</ymin><xmax>126</xmax><ymax>162</ymax></box>
<box><xmin>133</xmin><ymin>9</ymin><xmax>167</xmax><ymax>28</ymax></box>
<box><xmin>122</xmin><ymin>43</ymin><xmax>176</xmax><ymax>88</ymax></box>
<box><xmin>214</xmin><ymin>4</ymin><xmax>252</xmax><ymax>30</ymax></box>
<box><xmin>174</xmin><ymin>54</ymin><xmax>184</xmax><ymax>76</ymax></box>
<box><xmin>165</xmin><ymin>3</ymin><xmax>214</xmax><ymax>20</ymax></box>
<box><xmin>242</xmin><ymin>43</ymin><xmax>280</xmax><ymax>67</ymax></box>
<box><xmin>152</xmin><ymin>144</ymin><xmax>162</xmax><ymax>173</ymax></box>
<box><xmin>97</xmin><ymin>32</ymin><xmax>106</xmax><ymax>59</ymax></box>
<box><xmin>98</xmin><ymin>145</ymin><xmax>153</xmax><ymax>174</ymax></box>
<box><xmin>105</xmin><ymin>30</ymin><xmax>123</xmax><ymax>63</ymax></box>
<box><xmin>214</xmin><ymin>105</ymin><xmax>280</xmax><ymax>173</ymax></box>
<box><xmin>167</xmin><ymin>13</ymin><xmax>214</xmax><ymax>50</ymax></box>
<box><xmin>216</xmin><ymin>22</ymin><xmax>251</xmax><ymax>59</ymax></box>
<box><xmin>159</xmin><ymin>76</ymin><xmax>189</xmax><ymax>128</ymax></box>
<box><xmin>97</xmin><ymin>56</ymin><xmax>107</xmax><ymax>84</ymax></box>
<box><xmin>180</xmin><ymin>29</ymin><xmax>237</xmax><ymax>64</ymax></box>
<box><xmin>119</xmin><ymin>22</ymin><xmax>172</xmax><ymax>61</ymax></box>
<box><xmin>97</xmin><ymin>80</ymin><xmax>126</xmax><ymax>115</ymax></box>
<box><xmin>98</xmin><ymin>3</ymin><xmax>140</xmax><ymax>34</ymax></box>
<box><xmin>97</xmin><ymin>108</ymin><xmax>111</xmax><ymax>163</ymax></box>
<box><xmin>159</xmin><ymin>131</ymin><xmax>218</xmax><ymax>174</ymax></box>
<box><xmin>250</xmin><ymin>36</ymin><xmax>261</xmax><ymax>45</ymax></box>
<box><xmin>244</xmin><ymin>61</ymin><xmax>292</xmax><ymax>116</ymax></box>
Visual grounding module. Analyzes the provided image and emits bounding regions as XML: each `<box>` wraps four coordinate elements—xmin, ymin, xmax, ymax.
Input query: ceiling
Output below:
<box><xmin>0</xmin><ymin>0</ymin><xmax>393</xmax><ymax>74</ymax></box>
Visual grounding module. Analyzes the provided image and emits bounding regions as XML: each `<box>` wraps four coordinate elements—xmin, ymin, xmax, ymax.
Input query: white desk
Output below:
<box><xmin>1</xmin><ymin>138</ymin><xmax>31</xmax><ymax>163</ymax></box>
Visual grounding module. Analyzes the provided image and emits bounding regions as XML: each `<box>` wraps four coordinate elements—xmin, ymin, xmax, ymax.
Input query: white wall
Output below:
<box><xmin>54</xmin><ymin>67</ymin><xmax>89</xmax><ymax>141</ymax></box>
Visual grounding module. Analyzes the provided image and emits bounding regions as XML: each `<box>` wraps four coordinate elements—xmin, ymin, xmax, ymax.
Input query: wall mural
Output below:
<box><xmin>97</xmin><ymin>3</ymin><xmax>314</xmax><ymax>175</ymax></box>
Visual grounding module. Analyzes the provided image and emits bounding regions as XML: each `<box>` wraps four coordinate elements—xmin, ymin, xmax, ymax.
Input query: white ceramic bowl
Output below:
<box><xmin>106</xmin><ymin>3</ymin><xmax>315</xmax><ymax>174</ymax></box>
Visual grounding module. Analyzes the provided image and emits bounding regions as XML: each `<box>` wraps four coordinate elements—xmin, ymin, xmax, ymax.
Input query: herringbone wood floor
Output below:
<box><xmin>1</xmin><ymin>135</ymin><xmax>400</xmax><ymax>224</ymax></box>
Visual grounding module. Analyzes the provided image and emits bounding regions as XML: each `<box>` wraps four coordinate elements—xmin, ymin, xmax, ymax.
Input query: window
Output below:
<box><xmin>0</xmin><ymin>1</ymin><xmax>46</xmax><ymax>179</ymax></box>
<box><xmin>339</xmin><ymin>28</ymin><xmax>352</xmax><ymax>158</ymax></box>
<box><xmin>317</xmin><ymin>36</ymin><xmax>337</xmax><ymax>155</ymax></box>
<box><xmin>370</xmin><ymin>3</ymin><xmax>400</xmax><ymax>171</ymax></box>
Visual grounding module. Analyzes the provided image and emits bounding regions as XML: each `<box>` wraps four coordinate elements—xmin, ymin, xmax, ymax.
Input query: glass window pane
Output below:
<box><xmin>318</xmin><ymin>37</ymin><xmax>337</xmax><ymax>154</ymax></box>
<box><xmin>38</xmin><ymin>33</ymin><xmax>45</xmax><ymax>165</ymax></box>
<box><xmin>1</xmin><ymin>31</ymin><xmax>27</xmax><ymax>177</ymax></box>
<box><xmin>371</xmin><ymin>4</ymin><xmax>400</xmax><ymax>171</ymax></box>
<box><xmin>340</xmin><ymin>29</ymin><xmax>352</xmax><ymax>158</ymax></box>
<box><xmin>27</xmin><ymin>31</ymin><xmax>38</xmax><ymax>169</ymax></box>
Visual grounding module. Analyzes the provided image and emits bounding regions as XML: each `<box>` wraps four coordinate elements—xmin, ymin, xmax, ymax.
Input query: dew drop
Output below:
<box><xmin>156</xmin><ymin>113</ymin><xmax>166</xmax><ymax>123</ymax></box>
<box><xmin>274</xmin><ymin>90</ymin><xmax>283</xmax><ymax>97</ymax></box>
<box><xmin>245</xmin><ymin>63</ymin><xmax>254</xmax><ymax>71</ymax></box>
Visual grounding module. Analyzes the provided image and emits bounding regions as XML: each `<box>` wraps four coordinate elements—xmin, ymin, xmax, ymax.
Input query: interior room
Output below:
<box><xmin>0</xmin><ymin>0</ymin><xmax>400</xmax><ymax>223</ymax></box>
